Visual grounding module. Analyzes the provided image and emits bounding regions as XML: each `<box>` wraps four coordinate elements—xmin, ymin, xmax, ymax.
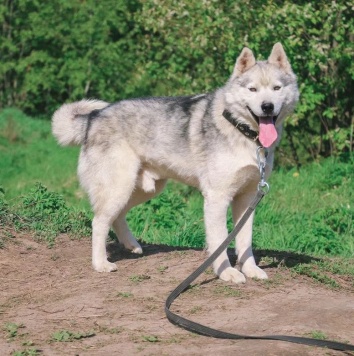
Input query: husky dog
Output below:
<box><xmin>52</xmin><ymin>43</ymin><xmax>298</xmax><ymax>284</ymax></box>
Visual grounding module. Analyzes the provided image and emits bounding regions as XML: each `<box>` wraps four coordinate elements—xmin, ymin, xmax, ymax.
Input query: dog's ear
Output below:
<box><xmin>231</xmin><ymin>47</ymin><xmax>256</xmax><ymax>79</ymax></box>
<box><xmin>268</xmin><ymin>43</ymin><xmax>292</xmax><ymax>73</ymax></box>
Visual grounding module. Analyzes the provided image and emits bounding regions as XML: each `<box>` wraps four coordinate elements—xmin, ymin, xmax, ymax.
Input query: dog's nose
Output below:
<box><xmin>261</xmin><ymin>102</ymin><xmax>274</xmax><ymax>115</ymax></box>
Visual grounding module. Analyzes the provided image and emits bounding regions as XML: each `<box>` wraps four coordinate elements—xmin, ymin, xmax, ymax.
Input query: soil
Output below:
<box><xmin>0</xmin><ymin>233</ymin><xmax>353</xmax><ymax>356</ymax></box>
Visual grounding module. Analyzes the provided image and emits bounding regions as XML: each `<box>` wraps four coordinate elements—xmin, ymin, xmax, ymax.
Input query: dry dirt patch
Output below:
<box><xmin>0</xmin><ymin>234</ymin><xmax>353</xmax><ymax>355</ymax></box>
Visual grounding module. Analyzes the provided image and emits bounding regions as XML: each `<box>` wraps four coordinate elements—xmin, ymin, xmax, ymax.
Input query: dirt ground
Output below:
<box><xmin>1</xmin><ymin>233</ymin><xmax>353</xmax><ymax>356</ymax></box>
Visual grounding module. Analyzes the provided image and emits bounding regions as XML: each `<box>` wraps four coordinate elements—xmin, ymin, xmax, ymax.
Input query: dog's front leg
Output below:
<box><xmin>231</xmin><ymin>194</ymin><xmax>268</xmax><ymax>280</ymax></box>
<box><xmin>204</xmin><ymin>193</ymin><xmax>246</xmax><ymax>284</ymax></box>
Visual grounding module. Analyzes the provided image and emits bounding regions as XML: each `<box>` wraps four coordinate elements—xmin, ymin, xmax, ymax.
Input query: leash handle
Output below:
<box><xmin>165</xmin><ymin>190</ymin><xmax>354</xmax><ymax>352</ymax></box>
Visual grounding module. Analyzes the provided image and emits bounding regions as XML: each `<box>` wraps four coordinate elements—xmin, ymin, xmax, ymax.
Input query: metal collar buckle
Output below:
<box><xmin>256</xmin><ymin>146</ymin><xmax>270</xmax><ymax>194</ymax></box>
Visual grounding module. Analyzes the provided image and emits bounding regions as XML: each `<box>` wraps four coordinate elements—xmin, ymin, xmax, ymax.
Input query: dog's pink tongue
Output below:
<box><xmin>259</xmin><ymin>117</ymin><xmax>277</xmax><ymax>148</ymax></box>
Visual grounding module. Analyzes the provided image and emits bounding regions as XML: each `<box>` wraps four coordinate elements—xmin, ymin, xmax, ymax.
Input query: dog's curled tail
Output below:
<box><xmin>52</xmin><ymin>99</ymin><xmax>109</xmax><ymax>146</ymax></box>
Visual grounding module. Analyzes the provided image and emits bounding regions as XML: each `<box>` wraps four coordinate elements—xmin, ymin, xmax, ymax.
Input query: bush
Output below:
<box><xmin>0</xmin><ymin>1</ymin><xmax>353</xmax><ymax>162</ymax></box>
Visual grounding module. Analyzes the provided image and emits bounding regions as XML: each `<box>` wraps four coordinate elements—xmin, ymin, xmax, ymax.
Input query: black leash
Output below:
<box><xmin>165</xmin><ymin>189</ymin><xmax>354</xmax><ymax>352</ymax></box>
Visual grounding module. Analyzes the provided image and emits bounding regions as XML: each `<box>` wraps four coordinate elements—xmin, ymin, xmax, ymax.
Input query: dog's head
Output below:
<box><xmin>225</xmin><ymin>43</ymin><xmax>299</xmax><ymax>147</ymax></box>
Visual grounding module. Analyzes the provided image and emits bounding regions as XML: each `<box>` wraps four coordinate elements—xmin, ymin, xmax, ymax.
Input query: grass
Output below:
<box><xmin>307</xmin><ymin>330</ymin><xmax>328</xmax><ymax>340</ymax></box>
<box><xmin>0</xmin><ymin>108</ymin><xmax>86</xmax><ymax>209</ymax></box>
<box><xmin>13</xmin><ymin>349</ymin><xmax>39</xmax><ymax>356</ymax></box>
<box><xmin>0</xmin><ymin>108</ymin><xmax>353</xmax><ymax>262</ymax></box>
<box><xmin>129</xmin><ymin>274</ymin><xmax>151</xmax><ymax>283</ymax></box>
<box><xmin>4</xmin><ymin>322</ymin><xmax>25</xmax><ymax>339</ymax></box>
<box><xmin>51</xmin><ymin>329</ymin><xmax>95</xmax><ymax>342</ymax></box>
<box><xmin>254</xmin><ymin>157</ymin><xmax>354</xmax><ymax>257</ymax></box>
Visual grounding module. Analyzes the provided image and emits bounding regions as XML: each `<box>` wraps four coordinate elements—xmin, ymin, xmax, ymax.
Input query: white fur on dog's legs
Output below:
<box><xmin>232</xmin><ymin>195</ymin><xmax>268</xmax><ymax>280</ymax></box>
<box><xmin>92</xmin><ymin>216</ymin><xmax>118</xmax><ymax>272</ymax></box>
<box><xmin>204</xmin><ymin>193</ymin><xmax>246</xmax><ymax>284</ymax></box>
<box><xmin>112</xmin><ymin>179</ymin><xmax>167</xmax><ymax>255</ymax></box>
<box><xmin>82</xmin><ymin>145</ymin><xmax>141</xmax><ymax>273</ymax></box>
<box><xmin>112</xmin><ymin>216</ymin><xmax>143</xmax><ymax>254</ymax></box>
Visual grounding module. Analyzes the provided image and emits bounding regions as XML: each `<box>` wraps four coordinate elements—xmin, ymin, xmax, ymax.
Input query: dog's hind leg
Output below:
<box><xmin>231</xmin><ymin>193</ymin><xmax>268</xmax><ymax>280</ymax></box>
<box><xmin>112</xmin><ymin>179</ymin><xmax>167</xmax><ymax>254</ymax></box>
<box><xmin>82</xmin><ymin>147</ymin><xmax>140</xmax><ymax>273</ymax></box>
<box><xmin>203</xmin><ymin>192</ymin><xmax>247</xmax><ymax>284</ymax></box>
<box><xmin>112</xmin><ymin>216</ymin><xmax>143</xmax><ymax>255</ymax></box>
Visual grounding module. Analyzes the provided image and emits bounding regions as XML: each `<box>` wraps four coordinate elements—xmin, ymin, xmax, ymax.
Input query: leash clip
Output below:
<box><xmin>256</xmin><ymin>146</ymin><xmax>270</xmax><ymax>194</ymax></box>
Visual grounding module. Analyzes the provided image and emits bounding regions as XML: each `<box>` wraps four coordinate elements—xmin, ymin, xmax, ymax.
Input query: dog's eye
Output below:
<box><xmin>249</xmin><ymin>87</ymin><xmax>257</xmax><ymax>92</ymax></box>
<box><xmin>273</xmin><ymin>86</ymin><xmax>281</xmax><ymax>91</ymax></box>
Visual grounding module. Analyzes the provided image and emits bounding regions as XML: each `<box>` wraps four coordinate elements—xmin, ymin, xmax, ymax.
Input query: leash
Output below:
<box><xmin>165</xmin><ymin>147</ymin><xmax>354</xmax><ymax>352</ymax></box>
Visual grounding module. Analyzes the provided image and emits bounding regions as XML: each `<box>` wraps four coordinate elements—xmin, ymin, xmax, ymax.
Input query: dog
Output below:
<box><xmin>52</xmin><ymin>43</ymin><xmax>299</xmax><ymax>284</ymax></box>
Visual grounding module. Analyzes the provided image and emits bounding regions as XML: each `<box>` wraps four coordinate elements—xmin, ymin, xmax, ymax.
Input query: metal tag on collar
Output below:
<box><xmin>256</xmin><ymin>146</ymin><xmax>269</xmax><ymax>194</ymax></box>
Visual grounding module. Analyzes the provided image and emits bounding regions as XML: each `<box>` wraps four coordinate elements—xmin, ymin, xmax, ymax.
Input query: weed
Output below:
<box><xmin>307</xmin><ymin>330</ymin><xmax>328</xmax><ymax>340</ymax></box>
<box><xmin>12</xmin><ymin>349</ymin><xmax>39</xmax><ymax>356</ymax></box>
<box><xmin>22</xmin><ymin>341</ymin><xmax>35</xmax><ymax>347</ymax></box>
<box><xmin>4</xmin><ymin>322</ymin><xmax>25</xmax><ymax>339</ymax></box>
<box><xmin>142</xmin><ymin>335</ymin><xmax>159</xmax><ymax>342</ymax></box>
<box><xmin>0</xmin><ymin>183</ymin><xmax>91</xmax><ymax>246</ymax></box>
<box><xmin>259</xmin><ymin>256</ymin><xmax>275</xmax><ymax>265</ymax></box>
<box><xmin>186</xmin><ymin>284</ymin><xmax>201</xmax><ymax>294</ymax></box>
<box><xmin>157</xmin><ymin>265</ymin><xmax>168</xmax><ymax>273</ymax></box>
<box><xmin>189</xmin><ymin>306</ymin><xmax>202</xmax><ymax>314</ymax></box>
<box><xmin>213</xmin><ymin>285</ymin><xmax>242</xmax><ymax>297</ymax></box>
<box><xmin>293</xmin><ymin>264</ymin><xmax>339</xmax><ymax>289</ymax></box>
<box><xmin>51</xmin><ymin>330</ymin><xmax>95</xmax><ymax>342</ymax></box>
<box><xmin>129</xmin><ymin>274</ymin><xmax>150</xmax><ymax>283</ymax></box>
<box><xmin>117</xmin><ymin>292</ymin><xmax>134</xmax><ymax>298</ymax></box>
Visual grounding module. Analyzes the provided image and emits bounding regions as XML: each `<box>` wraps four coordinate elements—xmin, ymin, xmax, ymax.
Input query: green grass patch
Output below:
<box><xmin>4</xmin><ymin>322</ymin><xmax>25</xmax><ymax>339</ymax></box>
<box><xmin>142</xmin><ymin>335</ymin><xmax>159</xmax><ymax>343</ymax></box>
<box><xmin>0</xmin><ymin>182</ymin><xmax>91</xmax><ymax>246</ymax></box>
<box><xmin>0</xmin><ymin>108</ymin><xmax>87</xmax><ymax>209</ymax></box>
<box><xmin>51</xmin><ymin>330</ymin><xmax>95</xmax><ymax>342</ymax></box>
<box><xmin>13</xmin><ymin>349</ymin><xmax>39</xmax><ymax>356</ymax></box>
<box><xmin>306</xmin><ymin>330</ymin><xmax>328</xmax><ymax>340</ymax></box>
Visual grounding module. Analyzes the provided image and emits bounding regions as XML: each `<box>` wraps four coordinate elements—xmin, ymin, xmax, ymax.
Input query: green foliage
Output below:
<box><xmin>1</xmin><ymin>1</ymin><xmax>353</xmax><ymax>161</ymax></box>
<box><xmin>142</xmin><ymin>335</ymin><xmax>159</xmax><ymax>343</ymax></box>
<box><xmin>4</xmin><ymin>322</ymin><xmax>24</xmax><ymax>339</ymax></box>
<box><xmin>13</xmin><ymin>349</ymin><xmax>39</xmax><ymax>356</ymax></box>
<box><xmin>0</xmin><ymin>182</ymin><xmax>91</xmax><ymax>246</ymax></box>
<box><xmin>0</xmin><ymin>0</ymin><xmax>140</xmax><ymax>115</ymax></box>
<box><xmin>307</xmin><ymin>330</ymin><xmax>328</xmax><ymax>341</ymax></box>
<box><xmin>51</xmin><ymin>330</ymin><xmax>95</xmax><ymax>342</ymax></box>
<box><xmin>129</xmin><ymin>274</ymin><xmax>151</xmax><ymax>283</ymax></box>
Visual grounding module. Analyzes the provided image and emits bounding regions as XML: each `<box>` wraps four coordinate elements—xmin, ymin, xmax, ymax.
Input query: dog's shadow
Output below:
<box><xmin>106</xmin><ymin>239</ymin><xmax>197</xmax><ymax>262</ymax></box>
<box><xmin>107</xmin><ymin>235</ymin><xmax>320</xmax><ymax>269</ymax></box>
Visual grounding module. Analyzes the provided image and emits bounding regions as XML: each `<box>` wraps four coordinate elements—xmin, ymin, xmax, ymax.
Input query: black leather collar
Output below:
<box><xmin>222</xmin><ymin>110</ymin><xmax>260</xmax><ymax>145</ymax></box>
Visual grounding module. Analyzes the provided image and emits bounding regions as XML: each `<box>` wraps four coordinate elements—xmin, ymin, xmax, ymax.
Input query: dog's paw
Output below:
<box><xmin>131</xmin><ymin>246</ymin><xmax>143</xmax><ymax>254</ymax></box>
<box><xmin>218</xmin><ymin>267</ymin><xmax>246</xmax><ymax>284</ymax></box>
<box><xmin>124</xmin><ymin>241</ymin><xmax>143</xmax><ymax>254</ymax></box>
<box><xmin>93</xmin><ymin>260</ymin><xmax>118</xmax><ymax>273</ymax></box>
<box><xmin>241</xmin><ymin>265</ymin><xmax>268</xmax><ymax>280</ymax></box>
